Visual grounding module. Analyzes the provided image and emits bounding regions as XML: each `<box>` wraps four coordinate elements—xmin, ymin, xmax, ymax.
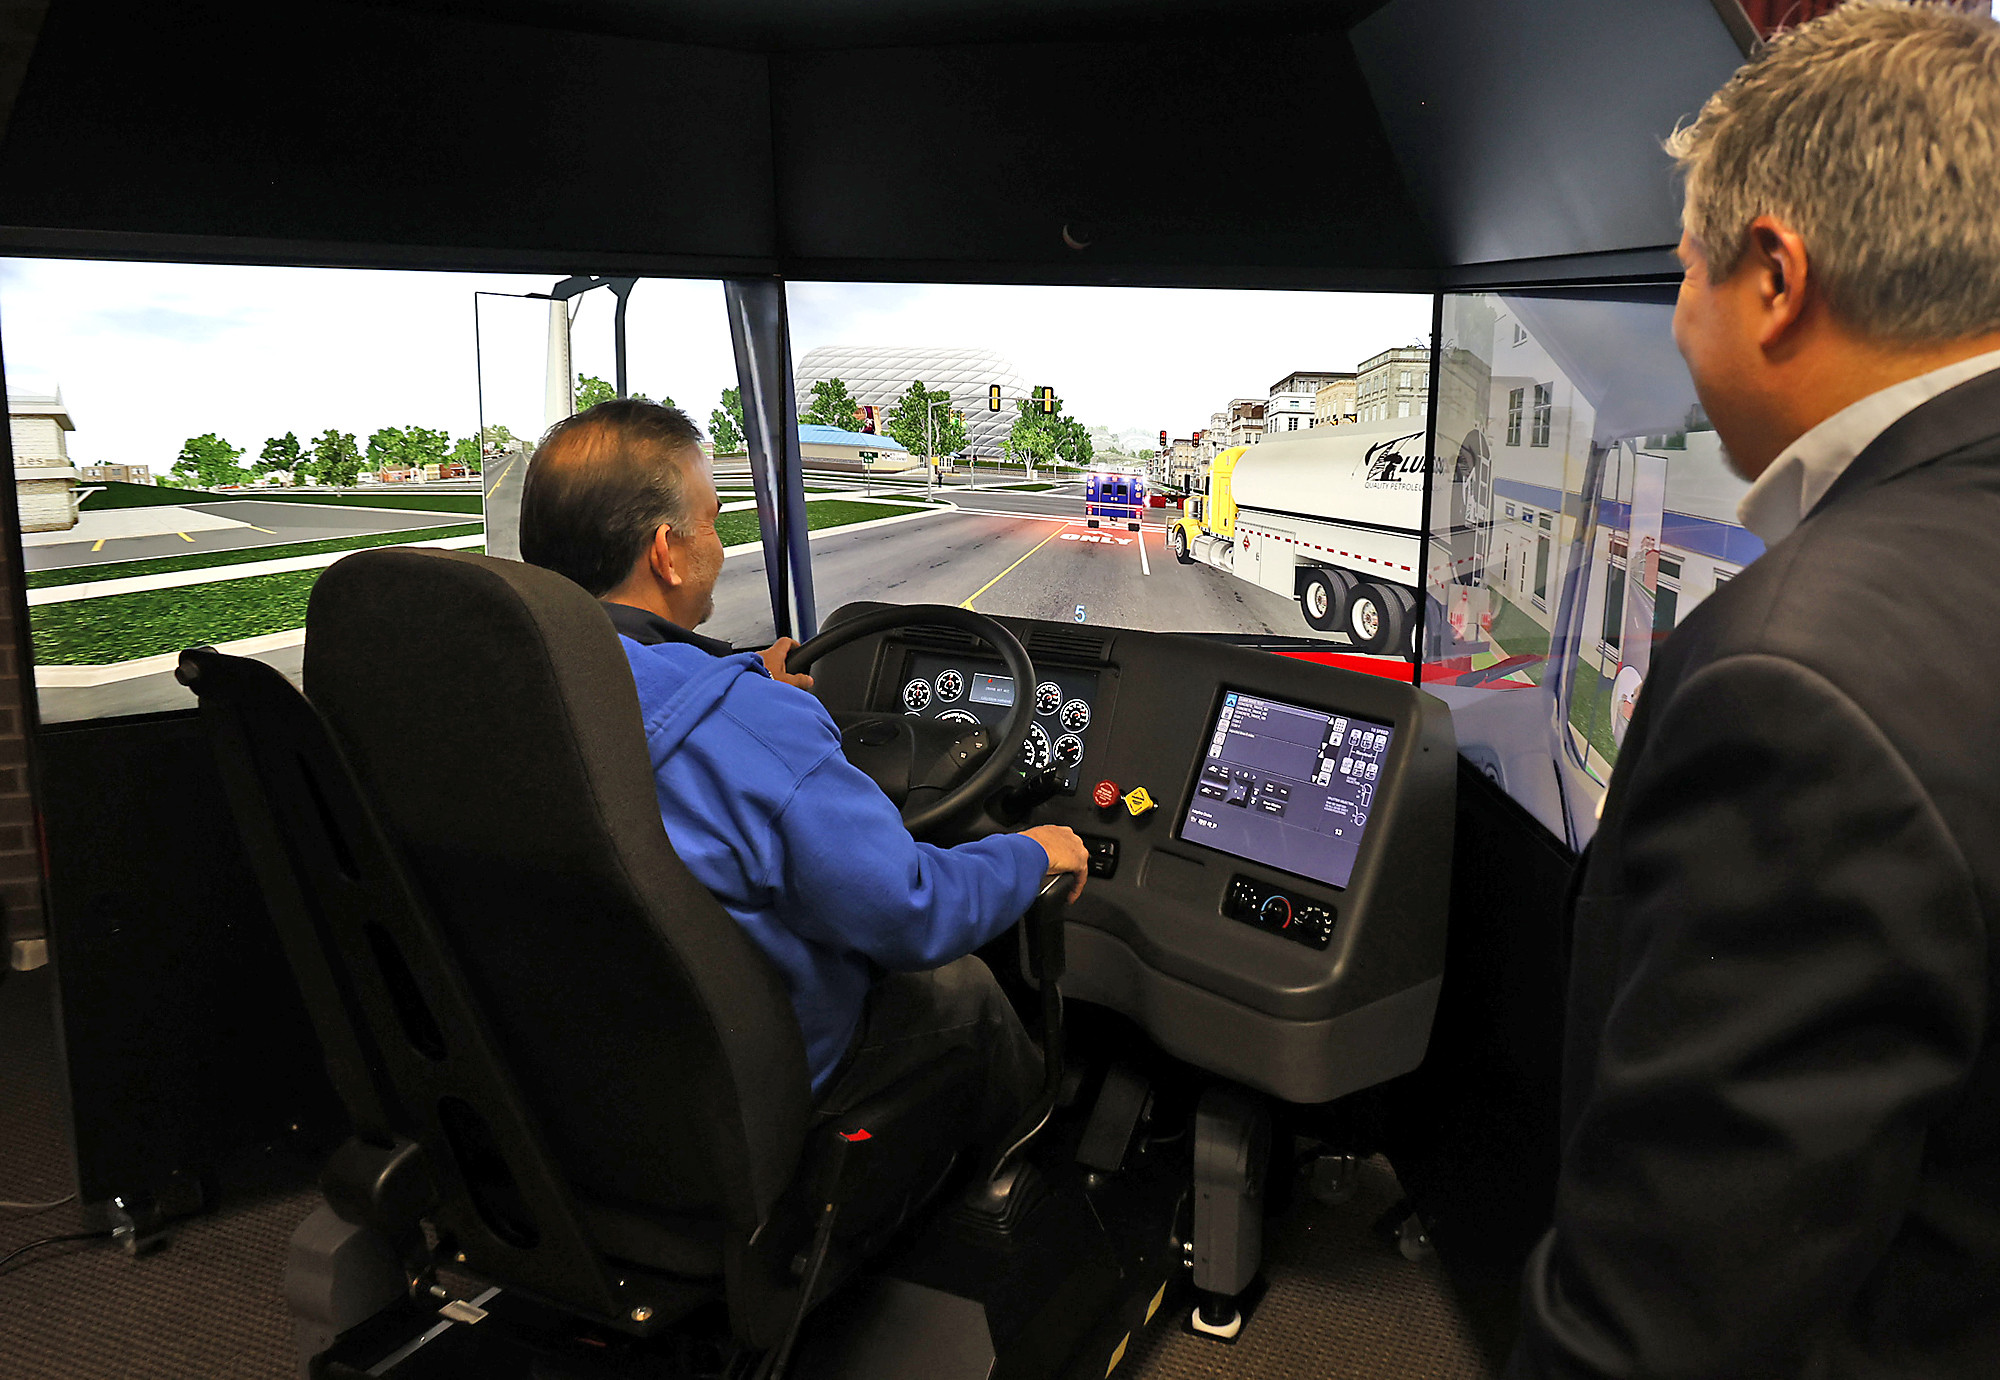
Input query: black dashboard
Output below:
<box><xmin>811</xmin><ymin>607</ymin><xmax>1457</xmax><ymax>1106</ymax></box>
<box><xmin>899</xmin><ymin>651</ymin><xmax>1100</xmax><ymax>795</ymax></box>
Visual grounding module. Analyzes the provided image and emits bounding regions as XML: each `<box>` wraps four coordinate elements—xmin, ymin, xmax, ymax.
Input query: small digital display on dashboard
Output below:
<box><xmin>968</xmin><ymin>673</ymin><xmax>1015</xmax><ymax>707</ymax></box>
<box><xmin>1177</xmin><ymin>691</ymin><xmax>1393</xmax><ymax>891</ymax></box>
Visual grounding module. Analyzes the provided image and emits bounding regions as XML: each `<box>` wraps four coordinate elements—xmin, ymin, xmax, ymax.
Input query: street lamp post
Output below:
<box><xmin>924</xmin><ymin>396</ymin><xmax>955</xmax><ymax>498</ymax></box>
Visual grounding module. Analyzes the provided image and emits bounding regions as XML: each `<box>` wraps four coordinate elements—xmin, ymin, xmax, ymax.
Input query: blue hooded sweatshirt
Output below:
<box><xmin>607</xmin><ymin>604</ymin><xmax>1048</xmax><ymax>1094</ymax></box>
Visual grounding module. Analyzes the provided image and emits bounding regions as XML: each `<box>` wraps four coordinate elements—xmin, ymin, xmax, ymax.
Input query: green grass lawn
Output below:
<box><xmin>28</xmin><ymin>523</ymin><xmax>483</xmax><ymax>589</ymax></box>
<box><xmin>716</xmin><ymin>499</ymin><xmax>929</xmax><ymax>548</ymax></box>
<box><xmin>1566</xmin><ymin>664</ymin><xmax>1621</xmax><ymax>767</ymax></box>
<box><xmin>29</xmin><ymin>547</ymin><xmax>488</xmax><ymax>665</ymax></box>
<box><xmin>1486</xmin><ymin>593</ymin><xmax>1551</xmax><ymax>685</ymax></box>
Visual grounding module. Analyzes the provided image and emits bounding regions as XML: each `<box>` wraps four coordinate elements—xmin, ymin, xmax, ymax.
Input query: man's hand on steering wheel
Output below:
<box><xmin>761</xmin><ymin>638</ymin><xmax>815</xmax><ymax>691</ymax></box>
<box><xmin>1024</xmin><ymin>825</ymin><xmax>1089</xmax><ymax>903</ymax></box>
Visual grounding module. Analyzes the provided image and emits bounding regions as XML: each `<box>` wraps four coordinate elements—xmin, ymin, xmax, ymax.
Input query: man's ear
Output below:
<box><xmin>645</xmin><ymin>523</ymin><xmax>682</xmax><ymax>590</ymax></box>
<box><xmin>1745</xmin><ymin>215</ymin><xmax>1814</xmax><ymax>351</ymax></box>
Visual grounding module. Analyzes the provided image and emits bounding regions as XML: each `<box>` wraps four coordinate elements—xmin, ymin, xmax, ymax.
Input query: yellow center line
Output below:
<box><xmin>90</xmin><ymin>539</ymin><xmax>105</xmax><ymax>551</ymax></box>
<box><xmin>246</xmin><ymin>524</ymin><xmax>278</xmax><ymax>534</ymax></box>
<box><xmin>960</xmin><ymin>522</ymin><xmax>1071</xmax><ymax>610</ymax></box>
<box><xmin>176</xmin><ymin>532</ymin><xmax>194</xmax><ymax>542</ymax></box>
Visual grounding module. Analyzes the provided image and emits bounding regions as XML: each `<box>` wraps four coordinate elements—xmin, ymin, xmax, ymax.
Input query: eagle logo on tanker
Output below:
<box><xmin>1361</xmin><ymin>432</ymin><xmax>1434</xmax><ymax>489</ymax></box>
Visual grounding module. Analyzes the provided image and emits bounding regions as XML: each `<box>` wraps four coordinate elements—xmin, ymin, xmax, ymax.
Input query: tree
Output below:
<box><xmin>574</xmin><ymin>374</ymin><xmax>662</xmax><ymax>410</ymax></box>
<box><xmin>366</xmin><ymin>425</ymin><xmax>451</xmax><ymax>475</ymax></box>
<box><xmin>448</xmin><ymin>436</ymin><xmax>482</xmax><ymax>474</ymax></box>
<box><xmin>883</xmin><ymin>380</ymin><xmax>966</xmax><ymax>464</ymax></box>
<box><xmin>802</xmin><ymin>377</ymin><xmax>863</xmax><ymax>432</ymax></box>
<box><xmin>172</xmin><ymin>433</ymin><xmax>248</xmax><ymax>487</ymax></box>
<box><xmin>310</xmin><ymin>429</ymin><xmax>364</xmax><ymax>486</ymax></box>
<box><xmin>710</xmin><ymin>385</ymin><xmax>745</xmax><ymax>454</ymax></box>
<box><xmin>1007</xmin><ymin>394</ymin><xmax>1093</xmax><ymax>471</ymax></box>
<box><xmin>480</xmin><ymin>423</ymin><xmax>515</xmax><ymax>457</ymax></box>
<box><xmin>365</xmin><ymin>427</ymin><xmax>409</xmax><ymax>474</ymax></box>
<box><xmin>258</xmin><ymin>431</ymin><xmax>305</xmax><ymax>481</ymax></box>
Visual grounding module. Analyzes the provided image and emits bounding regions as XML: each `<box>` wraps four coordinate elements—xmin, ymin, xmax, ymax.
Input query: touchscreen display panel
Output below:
<box><xmin>1178</xmin><ymin>691</ymin><xmax>1393</xmax><ymax>890</ymax></box>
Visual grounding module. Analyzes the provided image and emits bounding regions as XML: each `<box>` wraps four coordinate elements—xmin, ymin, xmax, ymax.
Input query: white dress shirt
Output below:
<box><xmin>1736</xmin><ymin>346</ymin><xmax>2000</xmax><ymax>546</ymax></box>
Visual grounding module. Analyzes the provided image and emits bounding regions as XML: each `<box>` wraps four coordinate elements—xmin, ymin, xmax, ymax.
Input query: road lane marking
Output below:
<box><xmin>246</xmin><ymin>524</ymin><xmax>278</xmax><ymax>534</ymax></box>
<box><xmin>176</xmin><ymin>532</ymin><xmax>194</xmax><ymax>542</ymax></box>
<box><xmin>959</xmin><ymin>523</ymin><xmax>1071</xmax><ymax>610</ymax></box>
<box><xmin>1137</xmin><ymin>524</ymin><xmax>1151</xmax><ymax>577</ymax></box>
<box><xmin>90</xmin><ymin>539</ymin><xmax>105</xmax><ymax>552</ymax></box>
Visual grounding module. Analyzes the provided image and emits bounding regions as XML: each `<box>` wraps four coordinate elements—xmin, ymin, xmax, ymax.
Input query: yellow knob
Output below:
<box><xmin>1122</xmin><ymin>786</ymin><xmax>1157</xmax><ymax>817</ymax></box>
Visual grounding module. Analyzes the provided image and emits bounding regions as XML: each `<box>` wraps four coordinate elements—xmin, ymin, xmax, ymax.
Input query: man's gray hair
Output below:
<box><xmin>1667</xmin><ymin>0</ymin><xmax>2000</xmax><ymax>342</ymax></box>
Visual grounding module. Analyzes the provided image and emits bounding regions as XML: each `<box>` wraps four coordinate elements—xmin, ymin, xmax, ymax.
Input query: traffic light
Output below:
<box><xmin>988</xmin><ymin>385</ymin><xmax>1002</xmax><ymax>412</ymax></box>
<box><xmin>1159</xmin><ymin>430</ymin><xmax>1169</xmax><ymax>449</ymax></box>
<box><xmin>1035</xmin><ymin>386</ymin><xmax>1057</xmax><ymax>415</ymax></box>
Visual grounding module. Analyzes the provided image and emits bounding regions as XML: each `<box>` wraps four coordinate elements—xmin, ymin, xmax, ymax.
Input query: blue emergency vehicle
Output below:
<box><xmin>1085</xmin><ymin>470</ymin><xmax>1145</xmax><ymax>529</ymax></box>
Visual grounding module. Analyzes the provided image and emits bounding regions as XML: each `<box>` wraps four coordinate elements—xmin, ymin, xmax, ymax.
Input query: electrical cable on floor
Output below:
<box><xmin>1</xmin><ymin>1193</ymin><xmax>76</xmax><ymax>1211</ymax></box>
<box><xmin>0</xmin><ymin>1230</ymin><xmax>112</xmax><ymax>1272</ymax></box>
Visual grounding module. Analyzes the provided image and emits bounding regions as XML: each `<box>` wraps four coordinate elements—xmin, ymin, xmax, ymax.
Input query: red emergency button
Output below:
<box><xmin>1092</xmin><ymin>779</ymin><xmax>1121</xmax><ymax>810</ymax></box>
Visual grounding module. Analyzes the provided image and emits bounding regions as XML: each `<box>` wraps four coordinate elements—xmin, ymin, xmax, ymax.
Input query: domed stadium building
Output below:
<box><xmin>793</xmin><ymin>346</ymin><xmax>1030</xmax><ymax>457</ymax></box>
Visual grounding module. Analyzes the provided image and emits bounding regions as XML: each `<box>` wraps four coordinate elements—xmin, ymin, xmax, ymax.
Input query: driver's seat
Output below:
<box><xmin>192</xmin><ymin>546</ymin><xmax>984</xmax><ymax>1361</ymax></box>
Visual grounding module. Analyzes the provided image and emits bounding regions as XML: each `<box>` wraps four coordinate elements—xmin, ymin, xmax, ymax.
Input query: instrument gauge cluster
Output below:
<box><xmin>896</xmin><ymin>652</ymin><xmax>1102</xmax><ymax>794</ymax></box>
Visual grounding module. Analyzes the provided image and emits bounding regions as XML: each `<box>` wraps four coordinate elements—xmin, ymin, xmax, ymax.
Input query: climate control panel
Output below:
<box><xmin>1223</xmin><ymin>874</ymin><xmax>1335</xmax><ymax>950</ymax></box>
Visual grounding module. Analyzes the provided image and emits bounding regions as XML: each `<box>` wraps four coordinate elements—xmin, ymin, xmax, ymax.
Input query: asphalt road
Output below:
<box><xmin>25</xmin><ymin>500</ymin><xmax>476</xmax><ymax>571</ymax></box>
<box><xmin>484</xmin><ymin>450</ymin><xmax>529</xmax><ymax>560</ymax></box>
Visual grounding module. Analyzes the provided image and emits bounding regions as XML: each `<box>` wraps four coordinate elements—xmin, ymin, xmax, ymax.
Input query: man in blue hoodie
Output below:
<box><xmin>519</xmin><ymin>399</ymin><xmax>1091</xmax><ymax>1143</ymax></box>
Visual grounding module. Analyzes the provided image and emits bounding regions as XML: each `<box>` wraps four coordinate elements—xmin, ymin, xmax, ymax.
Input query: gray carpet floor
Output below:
<box><xmin>1</xmin><ymin>964</ymin><xmax>1493</xmax><ymax>1379</ymax></box>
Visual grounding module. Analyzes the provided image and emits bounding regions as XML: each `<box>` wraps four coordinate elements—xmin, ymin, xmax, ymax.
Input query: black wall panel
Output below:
<box><xmin>0</xmin><ymin>0</ymin><xmax>773</xmax><ymax>262</ymax></box>
<box><xmin>1383</xmin><ymin>760</ymin><xmax>1575</xmax><ymax>1363</ymax></box>
<box><xmin>770</xmin><ymin>32</ymin><xmax>1434</xmax><ymax>281</ymax></box>
<box><xmin>1352</xmin><ymin>0</ymin><xmax>1743</xmax><ymax>269</ymax></box>
<box><xmin>39</xmin><ymin>712</ymin><xmax>342</xmax><ymax>1208</ymax></box>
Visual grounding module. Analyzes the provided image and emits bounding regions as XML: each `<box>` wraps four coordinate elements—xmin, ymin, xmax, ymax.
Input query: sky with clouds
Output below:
<box><xmin>0</xmin><ymin>257</ymin><xmax>1429</xmax><ymax>468</ymax></box>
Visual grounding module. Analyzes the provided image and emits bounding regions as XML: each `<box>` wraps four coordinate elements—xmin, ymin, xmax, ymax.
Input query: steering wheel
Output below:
<box><xmin>787</xmin><ymin>604</ymin><xmax>1037</xmax><ymax>836</ymax></box>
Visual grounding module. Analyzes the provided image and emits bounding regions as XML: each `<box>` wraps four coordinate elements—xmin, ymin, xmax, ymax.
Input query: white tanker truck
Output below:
<box><xmin>1169</xmin><ymin>419</ymin><xmax>1490</xmax><ymax>657</ymax></box>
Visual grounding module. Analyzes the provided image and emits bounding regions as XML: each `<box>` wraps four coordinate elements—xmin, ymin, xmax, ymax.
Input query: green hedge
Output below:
<box><xmin>248</xmin><ymin>491</ymin><xmax>483</xmax><ymax>514</ymax></box>
<box><xmin>81</xmin><ymin>480</ymin><xmax>230</xmax><ymax>509</ymax></box>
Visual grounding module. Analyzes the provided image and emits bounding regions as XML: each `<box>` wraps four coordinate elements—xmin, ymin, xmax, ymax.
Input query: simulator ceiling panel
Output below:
<box><xmin>0</xmin><ymin>0</ymin><xmax>1738</xmax><ymax>284</ymax></box>
<box><xmin>1351</xmin><ymin>0</ymin><xmax>1745</xmax><ymax>270</ymax></box>
<box><xmin>0</xmin><ymin>0</ymin><xmax>776</xmax><ymax>263</ymax></box>
<box><xmin>767</xmin><ymin>32</ymin><xmax>1434</xmax><ymax>279</ymax></box>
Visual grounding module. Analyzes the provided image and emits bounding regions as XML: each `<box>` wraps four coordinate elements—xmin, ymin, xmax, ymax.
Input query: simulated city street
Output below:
<box><xmin>33</xmin><ymin>481</ymin><xmax>1348</xmax><ymax>724</ymax></box>
<box><xmin>705</xmin><ymin>483</ymin><xmax>1319</xmax><ymax>648</ymax></box>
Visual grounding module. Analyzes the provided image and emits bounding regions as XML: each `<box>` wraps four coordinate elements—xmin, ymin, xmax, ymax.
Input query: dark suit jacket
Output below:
<box><xmin>1511</xmin><ymin>368</ymin><xmax>2000</xmax><ymax>1379</ymax></box>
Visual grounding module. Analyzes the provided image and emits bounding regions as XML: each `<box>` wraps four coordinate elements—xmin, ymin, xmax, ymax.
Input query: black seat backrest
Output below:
<box><xmin>179</xmin><ymin>646</ymin><xmax>636</xmax><ymax>1315</ymax></box>
<box><xmin>301</xmin><ymin>548</ymin><xmax>811</xmax><ymax>1241</ymax></box>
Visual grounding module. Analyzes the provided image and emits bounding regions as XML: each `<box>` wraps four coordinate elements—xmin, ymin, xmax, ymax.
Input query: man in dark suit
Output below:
<box><xmin>1511</xmin><ymin>5</ymin><xmax>2000</xmax><ymax>1377</ymax></box>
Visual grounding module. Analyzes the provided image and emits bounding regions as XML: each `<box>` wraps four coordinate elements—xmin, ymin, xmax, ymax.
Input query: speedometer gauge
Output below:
<box><xmin>937</xmin><ymin>709</ymin><xmax>979</xmax><ymax>726</ymax></box>
<box><xmin>1052</xmin><ymin>733</ymin><xmax>1084</xmax><ymax>770</ymax></box>
<box><xmin>934</xmin><ymin>669</ymin><xmax>965</xmax><ymax>701</ymax></box>
<box><xmin>1034</xmin><ymin>681</ymin><xmax>1063</xmax><ymax>716</ymax></box>
<box><xmin>1020</xmin><ymin>723</ymin><xmax>1052</xmax><ymax>771</ymax></box>
<box><xmin>902</xmin><ymin>679</ymin><xmax>933</xmax><ymax>714</ymax></box>
<box><xmin>1059</xmin><ymin>699</ymin><xmax>1092</xmax><ymax>733</ymax></box>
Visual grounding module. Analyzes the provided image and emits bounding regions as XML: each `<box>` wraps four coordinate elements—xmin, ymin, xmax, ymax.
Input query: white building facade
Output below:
<box><xmin>1266</xmin><ymin>370</ymin><xmax>1350</xmax><ymax>437</ymax></box>
<box><xmin>1356</xmin><ymin>346</ymin><xmax>1431</xmax><ymax>424</ymax></box>
<box><xmin>9</xmin><ymin>390</ymin><xmax>81</xmax><ymax>532</ymax></box>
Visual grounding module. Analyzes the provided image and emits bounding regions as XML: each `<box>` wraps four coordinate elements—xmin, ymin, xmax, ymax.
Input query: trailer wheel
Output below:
<box><xmin>1172</xmin><ymin>529</ymin><xmax>1194</xmax><ymax>564</ymax></box>
<box><xmin>1347</xmin><ymin>581</ymin><xmax>1409</xmax><ymax>655</ymax></box>
<box><xmin>1299</xmin><ymin>569</ymin><xmax>1349</xmax><ymax>632</ymax></box>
